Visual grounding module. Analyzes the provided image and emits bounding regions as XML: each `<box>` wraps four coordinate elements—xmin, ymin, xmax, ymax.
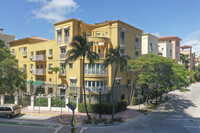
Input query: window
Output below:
<box><xmin>65</xmin><ymin>28</ymin><xmax>70</xmax><ymax>43</ymax></box>
<box><xmin>57</xmin><ymin>30</ymin><xmax>62</xmax><ymax>44</ymax></box>
<box><xmin>120</xmin><ymin>31</ymin><xmax>125</xmax><ymax>44</ymax></box>
<box><xmin>135</xmin><ymin>51</ymin><xmax>139</xmax><ymax>59</ymax></box>
<box><xmin>60</xmin><ymin>48</ymin><xmax>66</xmax><ymax>53</ymax></box>
<box><xmin>49</xmin><ymin>78</ymin><xmax>51</xmax><ymax>81</ymax></box>
<box><xmin>162</xmin><ymin>48</ymin><xmax>164</xmax><ymax>51</ymax></box>
<box><xmin>128</xmin><ymin>79</ymin><xmax>131</xmax><ymax>85</ymax></box>
<box><xmin>69</xmin><ymin>63</ymin><xmax>73</xmax><ymax>70</ymax></box>
<box><xmin>84</xmin><ymin>63</ymin><xmax>107</xmax><ymax>75</ymax></box>
<box><xmin>60</xmin><ymin>89</ymin><xmax>66</xmax><ymax>96</ymax></box>
<box><xmin>23</xmin><ymin>64</ymin><xmax>27</xmax><ymax>72</ymax></box>
<box><xmin>19</xmin><ymin>48</ymin><xmax>21</xmax><ymax>51</ymax></box>
<box><xmin>23</xmin><ymin>47</ymin><xmax>27</xmax><ymax>52</ymax></box>
<box><xmin>49</xmin><ymin>64</ymin><xmax>53</xmax><ymax>68</ymax></box>
<box><xmin>115</xmin><ymin>79</ymin><xmax>121</xmax><ymax>86</ymax></box>
<box><xmin>49</xmin><ymin>49</ymin><xmax>53</xmax><ymax>56</ymax></box>
<box><xmin>85</xmin><ymin>81</ymin><xmax>107</xmax><ymax>92</ymax></box>
<box><xmin>97</xmin><ymin>33</ymin><xmax>102</xmax><ymax>37</ymax></box>
<box><xmin>120</xmin><ymin>48</ymin><xmax>125</xmax><ymax>56</ymax></box>
<box><xmin>70</xmin><ymin>80</ymin><xmax>77</xmax><ymax>87</ymax></box>
<box><xmin>11</xmin><ymin>49</ymin><xmax>14</xmax><ymax>55</ymax></box>
<box><xmin>149</xmin><ymin>43</ymin><xmax>153</xmax><ymax>52</ymax></box>
<box><xmin>30</xmin><ymin>64</ymin><xmax>33</xmax><ymax>70</ymax></box>
<box><xmin>170</xmin><ymin>49</ymin><xmax>172</xmax><ymax>56</ymax></box>
<box><xmin>31</xmin><ymin>51</ymin><xmax>34</xmax><ymax>56</ymax></box>
<box><xmin>135</xmin><ymin>38</ymin><xmax>140</xmax><ymax>49</ymax></box>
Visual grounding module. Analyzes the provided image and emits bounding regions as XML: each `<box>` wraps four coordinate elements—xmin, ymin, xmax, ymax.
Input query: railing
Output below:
<box><xmin>120</xmin><ymin>38</ymin><xmax>125</xmax><ymax>45</ymax></box>
<box><xmin>85</xmin><ymin>86</ymin><xmax>107</xmax><ymax>93</ymax></box>
<box><xmin>32</xmin><ymin>69</ymin><xmax>46</xmax><ymax>75</ymax></box>
<box><xmin>22</xmin><ymin>51</ymin><xmax>27</xmax><ymax>56</ymax></box>
<box><xmin>135</xmin><ymin>42</ymin><xmax>140</xmax><ymax>49</ymax></box>
<box><xmin>68</xmin><ymin>86</ymin><xmax>77</xmax><ymax>96</ymax></box>
<box><xmin>32</xmin><ymin>55</ymin><xmax>46</xmax><ymax>61</ymax></box>
<box><xmin>98</xmin><ymin>53</ymin><xmax>104</xmax><ymax>58</ymax></box>
<box><xmin>60</xmin><ymin>53</ymin><xmax>66</xmax><ymax>59</ymax></box>
<box><xmin>65</xmin><ymin>37</ymin><xmax>70</xmax><ymax>43</ymax></box>
<box><xmin>60</xmin><ymin>69</ymin><xmax>66</xmax><ymax>75</ymax></box>
<box><xmin>85</xmin><ymin>69</ymin><xmax>107</xmax><ymax>75</ymax></box>
<box><xmin>57</xmin><ymin>39</ymin><xmax>62</xmax><ymax>44</ymax></box>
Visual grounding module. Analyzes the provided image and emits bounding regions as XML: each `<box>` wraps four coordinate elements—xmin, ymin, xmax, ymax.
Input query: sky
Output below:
<box><xmin>1</xmin><ymin>0</ymin><xmax>200</xmax><ymax>53</ymax></box>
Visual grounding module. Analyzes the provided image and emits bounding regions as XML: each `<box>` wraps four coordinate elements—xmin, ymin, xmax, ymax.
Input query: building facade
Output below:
<box><xmin>159</xmin><ymin>36</ymin><xmax>182</xmax><ymax>62</ymax></box>
<box><xmin>141</xmin><ymin>33</ymin><xmax>158</xmax><ymax>55</ymax></box>
<box><xmin>0</xmin><ymin>29</ymin><xmax>15</xmax><ymax>49</ymax></box>
<box><xmin>158</xmin><ymin>41</ymin><xmax>173</xmax><ymax>59</ymax></box>
<box><xmin>180</xmin><ymin>45</ymin><xmax>195</xmax><ymax>70</ymax></box>
<box><xmin>9</xmin><ymin>18</ymin><xmax>143</xmax><ymax>104</ymax></box>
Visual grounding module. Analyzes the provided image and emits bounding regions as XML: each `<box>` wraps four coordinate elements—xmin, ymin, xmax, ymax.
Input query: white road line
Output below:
<box><xmin>54</xmin><ymin>125</ymin><xmax>63</xmax><ymax>133</ymax></box>
<box><xmin>80</xmin><ymin>127</ymin><xmax>87</xmax><ymax>133</ymax></box>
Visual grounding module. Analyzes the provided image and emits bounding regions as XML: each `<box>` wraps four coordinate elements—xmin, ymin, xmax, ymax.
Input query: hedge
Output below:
<box><xmin>35</xmin><ymin>98</ymin><xmax>48</xmax><ymax>106</ymax></box>
<box><xmin>51</xmin><ymin>98</ymin><xmax>66</xmax><ymax>107</ymax></box>
<box><xmin>78</xmin><ymin>100</ymin><xmax>128</xmax><ymax>114</ymax></box>
<box><xmin>132</xmin><ymin>97</ymin><xmax>139</xmax><ymax>105</ymax></box>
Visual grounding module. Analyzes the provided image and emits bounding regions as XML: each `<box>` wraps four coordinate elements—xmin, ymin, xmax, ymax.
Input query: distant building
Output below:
<box><xmin>0</xmin><ymin>29</ymin><xmax>15</xmax><ymax>49</ymax></box>
<box><xmin>158</xmin><ymin>41</ymin><xmax>173</xmax><ymax>59</ymax></box>
<box><xmin>195</xmin><ymin>56</ymin><xmax>200</xmax><ymax>66</ymax></box>
<box><xmin>159</xmin><ymin>36</ymin><xmax>182</xmax><ymax>62</ymax></box>
<box><xmin>180</xmin><ymin>45</ymin><xmax>195</xmax><ymax>70</ymax></box>
<box><xmin>141</xmin><ymin>33</ymin><xmax>158</xmax><ymax>55</ymax></box>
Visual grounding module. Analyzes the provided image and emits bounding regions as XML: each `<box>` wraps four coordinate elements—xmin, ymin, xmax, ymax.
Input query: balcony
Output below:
<box><xmin>135</xmin><ymin>42</ymin><xmax>140</xmax><ymax>49</ymax></box>
<box><xmin>68</xmin><ymin>86</ymin><xmax>77</xmax><ymax>96</ymax></box>
<box><xmin>22</xmin><ymin>51</ymin><xmax>27</xmax><ymax>56</ymax></box>
<box><xmin>85</xmin><ymin>86</ymin><xmax>107</xmax><ymax>93</ymax></box>
<box><xmin>32</xmin><ymin>55</ymin><xmax>46</xmax><ymax>61</ymax></box>
<box><xmin>32</xmin><ymin>69</ymin><xmax>46</xmax><ymax>75</ymax></box>
<box><xmin>60</xmin><ymin>53</ymin><xmax>66</xmax><ymax>60</ymax></box>
<box><xmin>85</xmin><ymin>69</ymin><xmax>107</xmax><ymax>75</ymax></box>
<box><xmin>98</xmin><ymin>53</ymin><xmax>104</xmax><ymax>58</ymax></box>
<box><xmin>60</xmin><ymin>69</ymin><xmax>66</xmax><ymax>76</ymax></box>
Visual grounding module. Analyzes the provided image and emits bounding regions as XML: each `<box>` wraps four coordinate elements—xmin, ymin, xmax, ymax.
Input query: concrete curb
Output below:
<box><xmin>21</xmin><ymin>112</ymin><xmax>59</xmax><ymax>116</ymax></box>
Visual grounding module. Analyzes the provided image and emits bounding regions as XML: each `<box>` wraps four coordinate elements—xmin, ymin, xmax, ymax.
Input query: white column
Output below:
<box><xmin>75</xmin><ymin>98</ymin><xmax>79</xmax><ymax>112</ymax></box>
<box><xmin>14</xmin><ymin>95</ymin><xmax>18</xmax><ymax>105</ymax></box>
<box><xmin>31</xmin><ymin>96</ymin><xmax>34</xmax><ymax>110</ymax></box>
<box><xmin>1</xmin><ymin>95</ymin><xmax>4</xmax><ymax>105</ymax></box>
<box><xmin>65</xmin><ymin>98</ymin><xmax>69</xmax><ymax>112</ymax></box>
<box><xmin>48</xmin><ymin>97</ymin><xmax>51</xmax><ymax>111</ymax></box>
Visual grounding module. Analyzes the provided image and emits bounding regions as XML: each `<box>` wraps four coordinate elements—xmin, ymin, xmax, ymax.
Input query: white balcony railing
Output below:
<box><xmin>65</xmin><ymin>37</ymin><xmax>70</xmax><ymax>43</ymax></box>
<box><xmin>22</xmin><ymin>51</ymin><xmax>27</xmax><ymax>56</ymax></box>
<box><xmin>60</xmin><ymin>69</ymin><xmax>66</xmax><ymax>76</ymax></box>
<box><xmin>98</xmin><ymin>53</ymin><xmax>104</xmax><ymax>58</ymax></box>
<box><xmin>85</xmin><ymin>69</ymin><xmax>107</xmax><ymax>75</ymax></box>
<box><xmin>59</xmin><ymin>53</ymin><xmax>66</xmax><ymax>59</ymax></box>
<box><xmin>32</xmin><ymin>55</ymin><xmax>46</xmax><ymax>61</ymax></box>
<box><xmin>85</xmin><ymin>86</ymin><xmax>107</xmax><ymax>93</ymax></box>
<box><xmin>32</xmin><ymin>69</ymin><xmax>46</xmax><ymax>75</ymax></box>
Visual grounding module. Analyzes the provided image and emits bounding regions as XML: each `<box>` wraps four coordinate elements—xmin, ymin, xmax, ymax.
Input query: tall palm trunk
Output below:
<box><xmin>82</xmin><ymin>56</ymin><xmax>90</xmax><ymax>121</ymax></box>
<box><xmin>111</xmin><ymin>63</ymin><xmax>119</xmax><ymax>121</ymax></box>
<box><xmin>56</xmin><ymin>72</ymin><xmax>58</xmax><ymax>97</ymax></box>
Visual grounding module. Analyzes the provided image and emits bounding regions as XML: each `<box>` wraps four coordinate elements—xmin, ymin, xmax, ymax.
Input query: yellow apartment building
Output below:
<box><xmin>9</xmin><ymin>18</ymin><xmax>142</xmax><ymax>104</ymax></box>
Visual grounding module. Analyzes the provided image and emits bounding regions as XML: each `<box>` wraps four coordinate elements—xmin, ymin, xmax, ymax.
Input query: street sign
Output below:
<box><xmin>67</xmin><ymin>103</ymin><xmax>75</xmax><ymax>111</ymax></box>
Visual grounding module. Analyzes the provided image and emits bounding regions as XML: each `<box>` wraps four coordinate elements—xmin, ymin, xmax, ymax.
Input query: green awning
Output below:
<box><xmin>32</xmin><ymin>81</ymin><xmax>44</xmax><ymax>86</ymax></box>
<box><xmin>25</xmin><ymin>80</ymin><xmax>33</xmax><ymax>85</ymax></box>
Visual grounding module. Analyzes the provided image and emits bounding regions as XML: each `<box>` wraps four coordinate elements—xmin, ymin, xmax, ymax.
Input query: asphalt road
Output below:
<box><xmin>82</xmin><ymin>83</ymin><xmax>200</xmax><ymax>133</ymax></box>
<box><xmin>0</xmin><ymin>125</ymin><xmax>55</xmax><ymax>133</ymax></box>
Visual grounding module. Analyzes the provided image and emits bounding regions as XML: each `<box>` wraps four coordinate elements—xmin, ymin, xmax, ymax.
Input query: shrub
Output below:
<box><xmin>70</xmin><ymin>101</ymin><xmax>76</xmax><ymax>108</ymax></box>
<box><xmin>51</xmin><ymin>98</ymin><xmax>66</xmax><ymax>107</ymax></box>
<box><xmin>78</xmin><ymin>100</ymin><xmax>128</xmax><ymax>114</ymax></box>
<box><xmin>35</xmin><ymin>97</ymin><xmax>48</xmax><ymax>106</ymax></box>
<box><xmin>132</xmin><ymin>97</ymin><xmax>139</xmax><ymax>105</ymax></box>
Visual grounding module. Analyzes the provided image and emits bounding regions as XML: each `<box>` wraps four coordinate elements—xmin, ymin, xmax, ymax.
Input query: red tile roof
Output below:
<box><xmin>159</xmin><ymin>36</ymin><xmax>182</xmax><ymax>41</ymax></box>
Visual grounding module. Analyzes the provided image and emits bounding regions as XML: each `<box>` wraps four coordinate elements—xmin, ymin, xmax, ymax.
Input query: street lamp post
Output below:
<box><xmin>99</xmin><ymin>88</ymin><xmax>102</xmax><ymax>119</ymax></box>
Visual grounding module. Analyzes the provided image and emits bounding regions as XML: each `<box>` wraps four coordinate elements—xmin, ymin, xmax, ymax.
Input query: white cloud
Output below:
<box><xmin>27</xmin><ymin>0</ymin><xmax>79</xmax><ymax>22</ymax></box>
<box><xmin>182</xmin><ymin>30</ymin><xmax>200</xmax><ymax>53</ymax></box>
<box><xmin>151</xmin><ymin>32</ymin><xmax>162</xmax><ymax>37</ymax></box>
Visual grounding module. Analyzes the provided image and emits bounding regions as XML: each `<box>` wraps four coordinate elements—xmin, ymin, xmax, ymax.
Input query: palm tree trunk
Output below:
<box><xmin>82</xmin><ymin>56</ymin><xmax>90</xmax><ymax>121</ymax></box>
<box><xmin>111</xmin><ymin>64</ymin><xmax>119</xmax><ymax>121</ymax></box>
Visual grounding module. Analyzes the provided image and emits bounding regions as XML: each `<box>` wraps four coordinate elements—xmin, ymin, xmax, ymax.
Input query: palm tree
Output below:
<box><xmin>180</xmin><ymin>54</ymin><xmax>189</xmax><ymax>69</ymax></box>
<box><xmin>104</xmin><ymin>46</ymin><xmax>131</xmax><ymax>121</ymax></box>
<box><xmin>66</xmin><ymin>33</ymin><xmax>99</xmax><ymax>121</ymax></box>
<box><xmin>49</xmin><ymin>67</ymin><xmax>62</xmax><ymax>96</ymax></box>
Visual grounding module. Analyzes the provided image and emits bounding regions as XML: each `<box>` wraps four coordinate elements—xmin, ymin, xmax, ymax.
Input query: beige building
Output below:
<box><xmin>9</xmin><ymin>18</ymin><xmax>143</xmax><ymax>104</ymax></box>
<box><xmin>0</xmin><ymin>29</ymin><xmax>15</xmax><ymax>49</ymax></box>
<box><xmin>141</xmin><ymin>33</ymin><xmax>158</xmax><ymax>55</ymax></box>
<box><xmin>159</xmin><ymin>36</ymin><xmax>182</xmax><ymax>62</ymax></box>
<box><xmin>180</xmin><ymin>45</ymin><xmax>195</xmax><ymax>70</ymax></box>
<box><xmin>158</xmin><ymin>41</ymin><xmax>173</xmax><ymax>59</ymax></box>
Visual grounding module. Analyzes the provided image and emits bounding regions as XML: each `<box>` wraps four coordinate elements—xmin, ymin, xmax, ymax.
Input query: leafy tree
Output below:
<box><xmin>66</xmin><ymin>33</ymin><xmax>99</xmax><ymax>121</ymax></box>
<box><xmin>194</xmin><ymin>65</ymin><xmax>200</xmax><ymax>81</ymax></box>
<box><xmin>0</xmin><ymin>43</ymin><xmax>26</xmax><ymax>94</ymax></box>
<box><xmin>0</xmin><ymin>39</ymin><xmax>5</xmax><ymax>49</ymax></box>
<box><xmin>49</xmin><ymin>67</ymin><xmax>62</xmax><ymax>96</ymax></box>
<box><xmin>104</xmin><ymin>46</ymin><xmax>131</xmax><ymax>121</ymax></box>
<box><xmin>180</xmin><ymin>54</ymin><xmax>190</xmax><ymax>69</ymax></box>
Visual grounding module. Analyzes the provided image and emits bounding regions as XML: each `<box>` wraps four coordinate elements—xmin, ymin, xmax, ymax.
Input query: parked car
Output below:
<box><xmin>0</xmin><ymin>104</ymin><xmax>21</xmax><ymax>119</ymax></box>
